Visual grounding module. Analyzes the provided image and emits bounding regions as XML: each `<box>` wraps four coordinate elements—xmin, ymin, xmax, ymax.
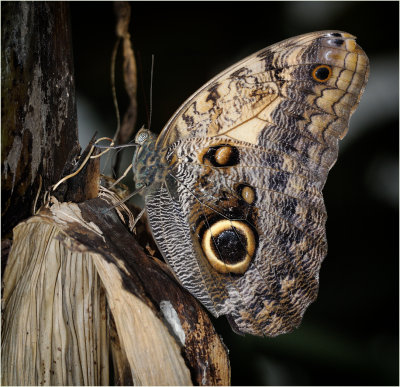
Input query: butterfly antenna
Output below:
<box><xmin>148</xmin><ymin>54</ymin><xmax>155</xmax><ymax>130</ymax></box>
<box><xmin>136</xmin><ymin>51</ymin><xmax>149</xmax><ymax>131</ymax></box>
<box><xmin>136</xmin><ymin>51</ymin><xmax>155</xmax><ymax>131</ymax></box>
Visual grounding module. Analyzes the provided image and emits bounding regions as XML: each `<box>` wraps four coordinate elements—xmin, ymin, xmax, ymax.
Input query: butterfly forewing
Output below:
<box><xmin>140</xmin><ymin>31</ymin><xmax>369</xmax><ymax>336</ymax></box>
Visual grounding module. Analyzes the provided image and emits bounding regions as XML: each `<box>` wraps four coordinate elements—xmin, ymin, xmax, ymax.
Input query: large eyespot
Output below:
<box><xmin>201</xmin><ymin>144</ymin><xmax>240</xmax><ymax>167</ymax></box>
<box><xmin>201</xmin><ymin>219</ymin><xmax>256</xmax><ymax>274</ymax></box>
<box><xmin>311</xmin><ymin>64</ymin><xmax>332</xmax><ymax>82</ymax></box>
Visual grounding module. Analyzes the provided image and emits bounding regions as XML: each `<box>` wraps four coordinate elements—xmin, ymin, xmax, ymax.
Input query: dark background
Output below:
<box><xmin>70</xmin><ymin>2</ymin><xmax>399</xmax><ymax>385</ymax></box>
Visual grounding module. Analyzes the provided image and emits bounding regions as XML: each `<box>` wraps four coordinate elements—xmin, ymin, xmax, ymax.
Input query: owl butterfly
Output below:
<box><xmin>133</xmin><ymin>31</ymin><xmax>369</xmax><ymax>336</ymax></box>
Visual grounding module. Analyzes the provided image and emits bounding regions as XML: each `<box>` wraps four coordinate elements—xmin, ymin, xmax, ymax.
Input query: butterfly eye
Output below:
<box><xmin>311</xmin><ymin>64</ymin><xmax>332</xmax><ymax>82</ymax></box>
<box><xmin>135</xmin><ymin>130</ymin><xmax>149</xmax><ymax>144</ymax></box>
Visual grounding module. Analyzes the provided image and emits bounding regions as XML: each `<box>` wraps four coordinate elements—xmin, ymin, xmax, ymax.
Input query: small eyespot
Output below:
<box><xmin>236</xmin><ymin>184</ymin><xmax>257</xmax><ymax>205</ymax></box>
<box><xmin>311</xmin><ymin>64</ymin><xmax>332</xmax><ymax>82</ymax></box>
<box><xmin>201</xmin><ymin>144</ymin><xmax>240</xmax><ymax>167</ymax></box>
<box><xmin>333</xmin><ymin>38</ymin><xmax>344</xmax><ymax>46</ymax></box>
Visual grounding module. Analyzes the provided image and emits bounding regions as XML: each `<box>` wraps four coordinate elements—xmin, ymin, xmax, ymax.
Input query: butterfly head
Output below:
<box><xmin>133</xmin><ymin>128</ymin><xmax>167</xmax><ymax>191</ymax></box>
<box><xmin>134</xmin><ymin>128</ymin><xmax>153</xmax><ymax>146</ymax></box>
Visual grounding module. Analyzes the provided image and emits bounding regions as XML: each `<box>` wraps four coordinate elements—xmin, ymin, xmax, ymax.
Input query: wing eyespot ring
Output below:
<box><xmin>201</xmin><ymin>220</ymin><xmax>256</xmax><ymax>274</ymax></box>
<box><xmin>311</xmin><ymin>64</ymin><xmax>332</xmax><ymax>82</ymax></box>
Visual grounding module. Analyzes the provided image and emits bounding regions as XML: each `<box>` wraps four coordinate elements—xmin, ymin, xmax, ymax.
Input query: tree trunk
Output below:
<box><xmin>1</xmin><ymin>2</ymin><xmax>80</xmax><ymax>239</ymax></box>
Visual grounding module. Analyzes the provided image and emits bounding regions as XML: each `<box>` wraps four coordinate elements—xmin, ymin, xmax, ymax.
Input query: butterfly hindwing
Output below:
<box><xmin>159</xmin><ymin>136</ymin><xmax>326</xmax><ymax>335</ymax></box>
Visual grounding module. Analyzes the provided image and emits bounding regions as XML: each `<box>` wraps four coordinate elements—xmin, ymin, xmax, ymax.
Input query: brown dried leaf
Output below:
<box><xmin>1</xmin><ymin>194</ymin><xmax>230</xmax><ymax>385</ymax></box>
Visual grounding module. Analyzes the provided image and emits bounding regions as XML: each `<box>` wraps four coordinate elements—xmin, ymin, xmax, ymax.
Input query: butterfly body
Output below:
<box><xmin>133</xmin><ymin>130</ymin><xmax>168</xmax><ymax>189</ymax></box>
<box><xmin>133</xmin><ymin>31</ymin><xmax>369</xmax><ymax>336</ymax></box>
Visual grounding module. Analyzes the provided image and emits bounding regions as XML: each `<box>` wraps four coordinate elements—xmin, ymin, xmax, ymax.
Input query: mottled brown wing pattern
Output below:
<box><xmin>158</xmin><ymin>32</ymin><xmax>368</xmax><ymax>183</ymax></box>
<box><xmin>136</xmin><ymin>31</ymin><xmax>369</xmax><ymax>336</ymax></box>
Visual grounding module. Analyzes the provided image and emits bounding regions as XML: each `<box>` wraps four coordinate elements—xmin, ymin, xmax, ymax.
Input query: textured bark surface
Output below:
<box><xmin>1</xmin><ymin>2</ymin><xmax>80</xmax><ymax>237</ymax></box>
<box><xmin>113</xmin><ymin>2</ymin><xmax>137</xmax><ymax>145</ymax></box>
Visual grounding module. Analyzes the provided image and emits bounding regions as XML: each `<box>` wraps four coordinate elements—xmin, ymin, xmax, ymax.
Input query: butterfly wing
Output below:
<box><xmin>146</xmin><ymin>31</ymin><xmax>369</xmax><ymax>336</ymax></box>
